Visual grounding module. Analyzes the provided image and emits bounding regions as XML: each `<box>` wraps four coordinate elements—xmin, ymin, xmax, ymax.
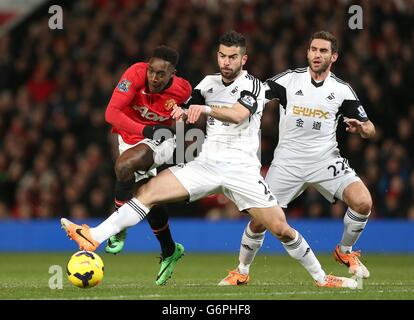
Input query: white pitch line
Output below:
<box><xmin>34</xmin><ymin>288</ymin><xmax>414</xmax><ymax>300</ymax></box>
<box><xmin>134</xmin><ymin>288</ymin><xmax>414</xmax><ymax>298</ymax></box>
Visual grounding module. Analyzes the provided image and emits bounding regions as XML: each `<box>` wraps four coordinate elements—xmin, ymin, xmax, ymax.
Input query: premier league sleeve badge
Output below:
<box><xmin>117</xmin><ymin>79</ymin><xmax>132</xmax><ymax>92</ymax></box>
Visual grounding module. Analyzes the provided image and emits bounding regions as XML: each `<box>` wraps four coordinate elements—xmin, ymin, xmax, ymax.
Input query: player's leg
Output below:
<box><xmin>248</xmin><ymin>206</ymin><xmax>357</xmax><ymax>289</ymax></box>
<box><xmin>106</xmin><ymin>137</ymin><xmax>176</xmax><ymax>254</ymax></box>
<box><xmin>220</xmin><ymin>168</ymin><xmax>356</xmax><ymax>288</ymax></box>
<box><xmin>141</xmin><ymin>139</ymin><xmax>185</xmax><ymax>281</ymax></box>
<box><xmin>219</xmin><ymin>218</ymin><xmax>265</xmax><ymax>285</ymax></box>
<box><xmin>311</xmin><ymin>158</ymin><xmax>371</xmax><ymax>278</ymax></box>
<box><xmin>335</xmin><ymin>180</ymin><xmax>372</xmax><ymax>278</ymax></box>
<box><xmin>238</xmin><ymin>218</ymin><xmax>266</xmax><ymax>275</ymax></box>
<box><xmin>61</xmin><ymin>142</ymin><xmax>153</xmax><ymax>252</ymax></box>
<box><xmin>105</xmin><ymin>142</ymin><xmax>155</xmax><ymax>254</ymax></box>
<box><xmin>147</xmin><ymin>205</ymin><xmax>185</xmax><ymax>285</ymax></box>
<box><xmin>341</xmin><ymin>180</ymin><xmax>372</xmax><ymax>248</ymax></box>
<box><xmin>61</xmin><ymin>167</ymin><xmax>190</xmax><ymax>251</ymax></box>
<box><xmin>127</xmin><ymin>160</ymin><xmax>219</xmax><ymax>285</ymax></box>
<box><xmin>147</xmin><ymin>206</ymin><xmax>176</xmax><ymax>259</ymax></box>
<box><xmin>248</xmin><ymin>206</ymin><xmax>325</xmax><ymax>281</ymax></box>
<box><xmin>220</xmin><ymin>163</ymin><xmax>304</xmax><ymax>285</ymax></box>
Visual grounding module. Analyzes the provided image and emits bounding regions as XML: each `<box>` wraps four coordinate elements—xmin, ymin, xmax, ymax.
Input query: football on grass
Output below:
<box><xmin>66</xmin><ymin>251</ymin><xmax>104</xmax><ymax>288</ymax></box>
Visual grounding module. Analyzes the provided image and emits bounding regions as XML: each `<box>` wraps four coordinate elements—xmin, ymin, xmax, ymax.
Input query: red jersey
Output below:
<box><xmin>105</xmin><ymin>62</ymin><xmax>192</xmax><ymax>144</ymax></box>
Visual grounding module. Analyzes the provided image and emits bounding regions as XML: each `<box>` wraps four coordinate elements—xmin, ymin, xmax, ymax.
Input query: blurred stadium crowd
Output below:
<box><xmin>0</xmin><ymin>0</ymin><xmax>413</xmax><ymax>220</ymax></box>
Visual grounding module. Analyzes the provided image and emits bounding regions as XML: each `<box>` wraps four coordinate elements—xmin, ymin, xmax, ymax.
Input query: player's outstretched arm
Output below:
<box><xmin>345</xmin><ymin>119</ymin><xmax>376</xmax><ymax>139</ymax></box>
<box><xmin>185</xmin><ymin>103</ymin><xmax>250</xmax><ymax>124</ymax></box>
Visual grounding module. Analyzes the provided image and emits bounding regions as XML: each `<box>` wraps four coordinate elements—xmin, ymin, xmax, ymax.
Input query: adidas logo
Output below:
<box><xmin>326</xmin><ymin>93</ymin><xmax>335</xmax><ymax>100</ymax></box>
<box><xmin>207</xmin><ymin>88</ymin><xmax>213</xmax><ymax>93</ymax></box>
<box><xmin>295</xmin><ymin>90</ymin><xmax>303</xmax><ymax>96</ymax></box>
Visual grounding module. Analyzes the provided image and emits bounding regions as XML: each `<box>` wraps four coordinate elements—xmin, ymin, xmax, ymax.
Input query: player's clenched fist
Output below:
<box><xmin>186</xmin><ymin>105</ymin><xmax>212</xmax><ymax>124</ymax></box>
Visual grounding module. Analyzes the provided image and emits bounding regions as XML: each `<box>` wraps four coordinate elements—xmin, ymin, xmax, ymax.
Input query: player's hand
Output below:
<box><xmin>344</xmin><ymin>118</ymin><xmax>366</xmax><ymax>135</ymax></box>
<box><xmin>143</xmin><ymin>124</ymin><xmax>175</xmax><ymax>140</ymax></box>
<box><xmin>186</xmin><ymin>105</ymin><xmax>211</xmax><ymax>124</ymax></box>
<box><xmin>171</xmin><ymin>105</ymin><xmax>187</xmax><ymax>121</ymax></box>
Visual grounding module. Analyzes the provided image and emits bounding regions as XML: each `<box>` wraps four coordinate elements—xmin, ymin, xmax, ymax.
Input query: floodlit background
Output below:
<box><xmin>0</xmin><ymin>0</ymin><xmax>413</xmax><ymax>302</ymax></box>
<box><xmin>0</xmin><ymin>0</ymin><xmax>413</xmax><ymax>253</ymax></box>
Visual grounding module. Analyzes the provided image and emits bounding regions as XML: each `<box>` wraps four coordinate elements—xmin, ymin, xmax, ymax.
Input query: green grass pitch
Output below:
<box><xmin>0</xmin><ymin>252</ymin><xmax>413</xmax><ymax>300</ymax></box>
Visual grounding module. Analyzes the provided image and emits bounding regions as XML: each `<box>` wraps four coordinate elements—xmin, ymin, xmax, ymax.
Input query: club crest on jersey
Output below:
<box><xmin>164</xmin><ymin>99</ymin><xmax>176</xmax><ymax>111</ymax></box>
<box><xmin>230</xmin><ymin>86</ymin><xmax>239</xmax><ymax>96</ymax></box>
<box><xmin>326</xmin><ymin>93</ymin><xmax>335</xmax><ymax>101</ymax></box>
<box><xmin>117</xmin><ymin>79</ymin><xmax>131</xmax><ymax>92</ymax></box>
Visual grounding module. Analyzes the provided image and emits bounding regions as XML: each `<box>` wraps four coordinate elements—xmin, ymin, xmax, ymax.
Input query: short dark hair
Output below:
<box><xmin>152</xmin><ymin>45</ymin><xmax>179</xmax><ymax>67</ymax></box>
<box><xmin>219</xmin><ymin>31</ymin><xmax>247</xmax><ymax>54</ymax></box>
<box><xmin>309</xmin><ymin>31</ymin><xmax>338</xmax><ymax>53</ymax></box>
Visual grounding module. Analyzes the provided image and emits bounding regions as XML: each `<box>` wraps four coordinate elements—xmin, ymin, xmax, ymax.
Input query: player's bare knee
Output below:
<box><xmin>350</xmin><ymin>193</ymin><xmax>372</xmax><ymax>215</ymax></box>
<box><xmin>280</xmin><ymin>226</ymin><xmax>296</xmax><ymax>242</ymax></box>
<box><xmin>269</xmin><ymin>221</ymin><xmax>292</xmax><ymax>241</ymax></box>
<box><xmin>249</xmin><ymin>219</ymin><xmax>266</xmax><ymax>233</ymax></box>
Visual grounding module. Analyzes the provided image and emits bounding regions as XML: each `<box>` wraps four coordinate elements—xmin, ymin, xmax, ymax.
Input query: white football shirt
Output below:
<box><xmin>265</xmin><ymin>67</ymin><xmax>369</xmax><ymax>165</ymax></box>
<box><xmin>191</xmin><ymin>70</ymin><xmax>265</xmax><ymax>166</ymax></box>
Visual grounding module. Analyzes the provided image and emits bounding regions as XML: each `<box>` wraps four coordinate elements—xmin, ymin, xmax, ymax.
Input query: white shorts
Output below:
<box><xmin>169</xmin><ymin>159</ymin><xmax>278</xmax><ymax>211</ymax></box>
<box><xmin>265</xmin><ymin>156</ymin><xmax>361</xmax><ymax>208</ymax></box>
<box><xmin>118</xmin><ymin>135</ymin><xmax>175</xmax><ymax>183</ymax></box>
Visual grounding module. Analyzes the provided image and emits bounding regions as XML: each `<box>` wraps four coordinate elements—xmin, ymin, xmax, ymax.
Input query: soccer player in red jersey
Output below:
<box><xmin>104</xmin><ymin>46</ymin><xmax>191</xmax><ymax>284</ymax></box>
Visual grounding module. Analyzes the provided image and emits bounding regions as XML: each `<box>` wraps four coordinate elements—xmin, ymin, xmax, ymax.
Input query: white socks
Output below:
<box><xmin>340</xmin><ymin>208</ymin><xmax>369</xmax><ymax>253</ymax></box>
<box><xmin>282</xmin><ymin>230</ymin><xmax>326</xmax><ymax>283</ymax></box>
<box><xmin>237</xmin><ymin>223</ymin><xmax>266</xmax><ymax>275</ymax></box>
<box><xmin>90</xmin><ymin>198</ymin><xmax>149</xmax><ymax>244</ymax></box>
<box><xmin>237</xmin><ymin>224</ymin><xmax>326</xmax><ymax>283</ymax></box>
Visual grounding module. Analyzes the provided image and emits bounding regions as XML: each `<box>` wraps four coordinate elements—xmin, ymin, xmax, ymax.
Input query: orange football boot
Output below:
<box><xmin>61</xmin><ymin>218</ymin><xmax>99</xmax><ymax>251</ymax></box>
<box><xmin>315</xmin><ymin>274</ymin><xmax>357</xmax><ymax>289</ymax></box>
<box><xmin>218</xmin><ymin>269</ymin><xmax>249</xmax><ymax>286</ymax></box>
<box><xmin>334</xmin><ymin>245</ymin><xmax>370</xmax><ymax>278</ymax></box>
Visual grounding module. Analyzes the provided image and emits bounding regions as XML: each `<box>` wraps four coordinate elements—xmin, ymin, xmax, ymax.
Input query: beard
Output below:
<box><xmin>308</xmin><ymin>57</ymin><xmax>331</xmax><ymax>74</ymax></box>
<box><xmin>220</xmin><ymin>64</ymin><xmax>242</xmax><ymax>81</ymax></box>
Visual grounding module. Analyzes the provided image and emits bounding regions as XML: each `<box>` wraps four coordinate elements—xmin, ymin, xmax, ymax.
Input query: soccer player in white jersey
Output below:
<box><xmin>219</xmin><ymin>31</ymin><xmax>375</xmax><ymax>286</ymax></box>
<box><xmin>60</xmin><ymin>31</ymin><xmax>357</xmax><ymax>288</ymax></box>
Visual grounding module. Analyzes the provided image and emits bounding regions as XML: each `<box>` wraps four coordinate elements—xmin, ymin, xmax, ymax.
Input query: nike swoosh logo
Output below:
<box><xmin>156</xmin><ymin>260</ymin><xmax>173</xmax><ymax>280</ymax></box>
<box><xmin>236</xmin><ymin>279</ymin><xmax>247</xmax><ymax>285</ymax></box>
<box><xmin>335</xmin><ymin>251</ymin><xmax>350</xmax><ymax>267</ymax></box>
<box><xmin>75</xmin><ymin>228</ymin><xmax>95</xmax><ymax>246</ymax></box>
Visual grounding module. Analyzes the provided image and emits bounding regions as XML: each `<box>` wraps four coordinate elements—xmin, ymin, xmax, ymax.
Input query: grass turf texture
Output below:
<box><xmin>0</xmin><ymin>253</ymin><xmax>413</xmax><ymax>300</ymax></box>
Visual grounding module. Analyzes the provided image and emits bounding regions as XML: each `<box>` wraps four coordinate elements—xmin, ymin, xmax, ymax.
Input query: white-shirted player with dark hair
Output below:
<box><xmin>220</xmin><ymin>31</ymin><xmax>375</xmax><ymax>286</ymax></box>
<box><xmin>61</xmin><ymin>31</ymin><xmax>357</xmax><ymax>289</ymax></box>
